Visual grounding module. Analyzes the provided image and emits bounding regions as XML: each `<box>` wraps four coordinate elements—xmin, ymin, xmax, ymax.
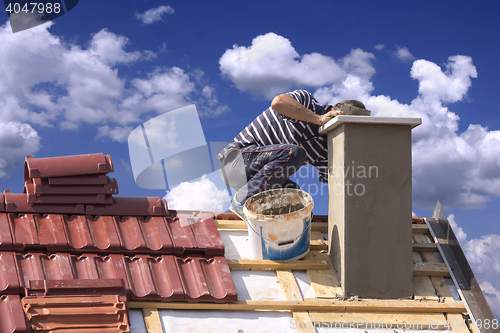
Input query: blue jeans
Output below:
<box><xmin>236</xmin><ymin>144</ymin><xmax>306</xmax><ymax>203</ymax></box>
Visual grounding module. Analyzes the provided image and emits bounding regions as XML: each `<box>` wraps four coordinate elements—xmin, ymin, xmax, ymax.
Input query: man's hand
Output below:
<box><xmin>321</xmin><ymin>109</ymin><xmax>344</xmax><ymax>124</ymax></box>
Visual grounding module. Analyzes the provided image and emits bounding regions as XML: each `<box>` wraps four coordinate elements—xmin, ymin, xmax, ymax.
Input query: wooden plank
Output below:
<box><xmin>227</xmin><ymin>257</ymin><xmax>448</xmax><ymax>275</ymax></box>
<box><xmin>413</xmin><ymin>233</ymin><xmax>455</xmax><ymax>300</ymax></box>
<box><xmin>412</xmin><ymin>242</ymin><xmax>438</xmax><ymax>252</ymax></box>
<box><xmin>310</xmin><ymin>231</ymin><xmax>328</xmax><ymax>250</ymax></box>
<box><xmin>215</xmin><ymin>220</ymin><xmax>328</xmax><ymax>231</ymax></box>
<box><xmin>276</xmin><ymin>270</ymin><xmax>302</xmax><ymax>300</ymax></box>
<box><xmin>227</xmin><ymin>258</ymin><xmax>327</xmax><ymax>270</ymax></box>
<box><xmin>142</xmin><ymin>308</ymin><xmax>163</xmax><ymax>333</ymax></box>
<box><xmin>308</xmin><ymin>311</ymin><xmax>449</xmax><ymax>330</ymax></box>
<box><xmin>412</xmin><ymin>250</ymin><xmax>440</xmax><ymax>301</ymax></box>
<box><xmin>413</xmin><ymin>224</ymin><xmax>430</xmax><ymax>233</ymax></box>
<box><xmin>446</xmin><ymin>313</ymin><xmax>472</xmax><ymax>333</ymax></box>
<box><xmin>413</xmin><ymin>262</ymin><xmax>450</xmax><ymax>277</ymax></box>
<box><xmin>129</xmin><ymin>299</ymin><xmax>467</xmax><ymax>313</ymax></box>
<box><xmin>276</xmin><ymin>270</ymin><xmax>315</xmax><ymax>333</ymax></box>
<box><xmin>216</xmin><ymin>220</ymin><xmax>428</xmax><ymax>233</ymax></box>
<box><xmin>305</xmin><ymin>251</ymin><xmax>342</xmax><ymax>299</ymax></box>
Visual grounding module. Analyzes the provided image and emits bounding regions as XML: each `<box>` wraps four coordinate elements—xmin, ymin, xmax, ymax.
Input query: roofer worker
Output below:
<box><xmin>217</xmin><ymin>89</ymin><xmax>366</xmax><ymax>219</ymax></box>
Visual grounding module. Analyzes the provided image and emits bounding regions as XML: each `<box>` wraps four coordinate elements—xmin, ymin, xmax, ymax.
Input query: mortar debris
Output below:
<box><xmin>246</xmin><ymin>189</ymin><xmax>310</xmax><ymax>216</ymax></box>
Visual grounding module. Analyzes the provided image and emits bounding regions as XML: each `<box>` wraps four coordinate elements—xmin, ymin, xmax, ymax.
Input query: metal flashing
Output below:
<box><xmin>24</xmin><ymin>153</ymin><xmax>114</xmax><ymax>181</ymax></box>
<box><xmin>86</xmin><ymin>196</ymin><xmax>165</xmax><ymax>216</ymax></box>
<box><xmin>0</xmin><ymin>295</ymin><xmax>27</xmax><ymax>333</ymax></box>
<box><xmin>427</xmin><ymin>201</ymin><xmax>497</xmax><ymax>333</ymax></box>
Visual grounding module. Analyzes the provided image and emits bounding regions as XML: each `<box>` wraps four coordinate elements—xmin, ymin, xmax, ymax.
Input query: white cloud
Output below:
<box><xmin>315</xmin><ymin>55</ymin><xmax>493</xmax><ymax>210</ymax></box>
<box><xmin>135</xmin><ymin>5</ymin><xmax>174</xmax><ymax>25</ymax></box>
<box><xmin>219</xmin><ymin>34</ymin><xmax>499</xmax><ymax>210</ymax></box>
<box><xmin>130</xmin><ymin>67</ymin><xmax>195</xmax><ymax>114</ymax></box>
<box><xmin>449</xmin><ymin>215</ymin><xmax>500</xmax><ymax>319</ymax></box>
<box><xmin>374</xmin><ymin>44</ymin><xmax>385</xmax><ymax>51</ymax></box>
<box><xmin>394</xmin><ymin>46</ymin><xmax>415</xmax><ymax>62</ymax></box>
<box><xmin>0</xmin><ymin>21</ymin><xmax>229</xmax><ymax>169</ymax></box>
<box><xmin>411</xmin><ymin>55</ymin><xmax>477</xmax><ymax>103</ymax></box>
<box><xmin>0</xmin><ymin>121</ymin><xmax>40</xmax><ymax>177</ymax></box>
<box><xmin>97</xmin><ymin>125</ymin><xmax>133</xmax><ymax>143</ymax></box>
<box><xmin>164</xmin><ymin>175</ymin><xmax>231</xmax><ymax>211</ymax></box>
<box><xmin>219</xmin><ymin>32</ymin><xmax>375</xmax><ymax>99</ymax></box>
<box><xmin>88</xmin><ymin>29</ymin><xmax>142</xmax><ymax>65</ymax></box>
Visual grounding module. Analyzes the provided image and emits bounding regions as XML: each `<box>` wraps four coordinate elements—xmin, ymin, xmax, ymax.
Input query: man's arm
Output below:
<box><xmin>271</xmin><ymin>93</ymin><xmax>343</xmax><ymax>126</ymax></box>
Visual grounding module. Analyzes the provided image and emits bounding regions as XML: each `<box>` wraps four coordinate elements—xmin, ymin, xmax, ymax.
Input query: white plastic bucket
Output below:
<box><xmin>243</xmin><ymin>188</ymin><xmax>313</xmax><ymax>260</ymax></box>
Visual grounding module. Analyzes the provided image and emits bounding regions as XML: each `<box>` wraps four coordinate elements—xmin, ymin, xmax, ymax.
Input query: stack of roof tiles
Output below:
<box><xmin>0</xmin><ymin>153</ymin><xmax>237</xmax><ymax>333</ymax></box>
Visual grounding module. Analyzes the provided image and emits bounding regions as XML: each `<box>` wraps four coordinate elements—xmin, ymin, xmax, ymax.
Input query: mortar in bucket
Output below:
<box><xmin>243</xmin><ymin>188</ymin><xmax>313</xmax><ymax>260</ymax></box>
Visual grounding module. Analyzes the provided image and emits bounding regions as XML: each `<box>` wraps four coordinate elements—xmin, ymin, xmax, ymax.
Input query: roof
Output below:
<box><xmin>0</xmin><ymin>153</ymin><xmax>495</xmax><ymax>333</ymax></box>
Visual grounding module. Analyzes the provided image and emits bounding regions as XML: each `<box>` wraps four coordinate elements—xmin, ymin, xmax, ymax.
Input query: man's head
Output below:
<box><xmin>332</xmin><ymin>100</ymin><xmax>366</xmax><ymax>111</ymax></box>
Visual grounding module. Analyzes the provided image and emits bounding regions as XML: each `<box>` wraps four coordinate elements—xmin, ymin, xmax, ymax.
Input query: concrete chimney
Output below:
<box><xmin>319</xmin><ymin>116</ymin><xmax>421</xmax><ymax>299</ymax></box>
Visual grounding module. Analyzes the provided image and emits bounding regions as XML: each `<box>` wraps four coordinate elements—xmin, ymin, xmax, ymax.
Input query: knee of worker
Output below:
<box><xmin>288</xmin><ymin>146</ymin><xmax>306</xmax><ymax>167</ymax></box>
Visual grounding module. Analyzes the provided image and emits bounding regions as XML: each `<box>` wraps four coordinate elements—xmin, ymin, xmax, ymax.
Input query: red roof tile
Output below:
<box><xmin>8</xmin><ymin>213</ymin><xmax>68</xmax><ymax>252</ymax></box>
<box><xmin>0</xmin><ymin>152</ymin><xmax>238</xmax><ymax>320</ymax></box>
<box><xmin>24</xmin><ymin>153</ymin><xmax>114</xmax><ymax>181</ymax></box>
<box><xmin>4</xmin><ymin>192</ymin><xmax>85</xmax><ymax>215</ymax></box>
<box><xmin>86</xmin><ymin>196</ymin><xmax>165</xmax><ymax>216</ymax></box>
<box><xmin>47</xmin><ymin>173</ymin><xmax>109</xmax><ymax>185</ymax></box>
<box><xmin>15</xmin><ymin>253</ymin><xmax>73</xmax><ymax>289</ymax></box>
<box><xmin>21</xmin><ymin>295</ymin><xmax>129</xmax><ymax>332</ymax></box>
<box><xmin>148</xmin><ymin>255</ymin><xmax>185</xmax><ymax>301</ymax></box>
<box><xmin>65</xmin><ymin>215</ymin><xmax>121</xmax><ymax>253</ymax></box>
<box><xmin>69</xmin><ymin>254</ymin><xmax>130</xmax><ymax>298</ymax></box>
<box><xmin>177</xmin><ymin>256</ymin><xmax>237</xmax><ymax>303</ymax></box>
<box><xmin>0</xmin><ymin>295</ymin><xmax>27</xmax><ymax>333</ymax></box>
<box><xmin>168</xmin><ymin>211</ymin><xmax>225</xmax><ymax>256</ymax></box>
<box><xmin>27</xmin><ymin>193</ymin><xmax>113</xmax><ymax>205</ymax></box>
<box><xmin>0</xmin><ymin>252</ymin><xmax>20</xmax><ymax>294</ymax></box>
<box><xmin>28</xmin><ymin>176</ymin><xmax>119</xmax><ymax>195</ymax></box>
<box><xmin>115</xmin><ymin>216</ymin><xmax>174</xmax><ymax>254</ymax></box>
<box><xmin>122</xmin><ymin>255</ymin><xmax>160</xmax><ymax>301</ymax></box>
<box><xmin>26</xmin><ymin>278</ymin><xmax>127</xmax><ymax>302</ymax></box>
<box><xmin>0</xmin><ymin>214</ymin><xmax>14</xmax><ymax>251</ymax></box>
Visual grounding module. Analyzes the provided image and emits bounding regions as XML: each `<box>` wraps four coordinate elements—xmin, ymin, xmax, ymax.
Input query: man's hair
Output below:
<box><xmin>333</xmin><ymin>100</ymin><xmax>366</xmax><ymax>110</ymax></box>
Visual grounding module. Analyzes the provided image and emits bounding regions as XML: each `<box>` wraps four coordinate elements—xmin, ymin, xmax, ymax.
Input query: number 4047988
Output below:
<box><xmin>5</xmin><ymin>2</ymin><xmax>61</xmax><ymax>14</ymax></box>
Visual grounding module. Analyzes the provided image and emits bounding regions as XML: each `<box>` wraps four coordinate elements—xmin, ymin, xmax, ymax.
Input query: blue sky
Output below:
<box><xmin>1</xmin><ymin>0</ymin><xmax>499</xmax><ymax>318</ymax></box>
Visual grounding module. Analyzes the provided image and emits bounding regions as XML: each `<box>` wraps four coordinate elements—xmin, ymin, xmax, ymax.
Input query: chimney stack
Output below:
<box><xmin>319</xmin><ymin>116</ymin><xmax>421</xmax><ymax>299</ymax></box>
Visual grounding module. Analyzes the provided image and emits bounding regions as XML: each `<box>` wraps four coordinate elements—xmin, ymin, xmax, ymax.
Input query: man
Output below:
<box><xmin>218</xmin><ymin>89</ymin><xmax>366</xmax><ymax>219</ymax></box>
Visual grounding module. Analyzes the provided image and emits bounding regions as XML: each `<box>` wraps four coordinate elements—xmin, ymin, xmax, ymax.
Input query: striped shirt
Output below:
<box><xmin>233</xmin><ymin>90</ymin><xmax>330</xmax><ymax>182</ymax></box>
